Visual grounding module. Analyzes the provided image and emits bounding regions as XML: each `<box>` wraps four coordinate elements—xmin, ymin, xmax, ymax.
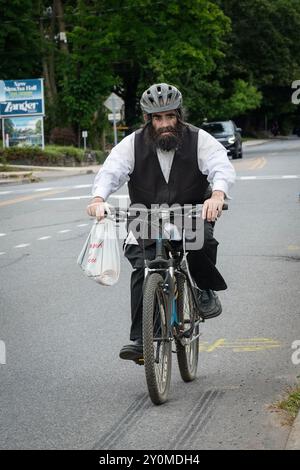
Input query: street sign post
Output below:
<box><xmin>82</xmin><ymin>130</ymin><xmax>88</xmax><ymax>150</ymax></box>
<box><xmin>104</xmin><ymin>92</ymin><xmax>124</xmax><ymax>146</ymax></box>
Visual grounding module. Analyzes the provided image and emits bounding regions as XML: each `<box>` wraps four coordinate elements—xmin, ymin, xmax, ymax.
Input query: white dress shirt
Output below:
<box><xmin>92</xmin><ymin>128</ymin><xmax>236</xmax><ymax>201</ymax></box>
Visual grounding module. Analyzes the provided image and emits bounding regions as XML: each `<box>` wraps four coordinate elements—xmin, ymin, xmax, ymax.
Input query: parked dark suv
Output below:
<box><xmin>201</xmin><ymin>120</ymin><xmax>242</xmax><ymax>159</ymax></box>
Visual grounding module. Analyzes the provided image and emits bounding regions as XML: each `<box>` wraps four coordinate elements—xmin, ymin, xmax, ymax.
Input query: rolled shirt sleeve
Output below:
<box><xmin>92</xmin><ymin>133</ymin><xmax>135</xmax><ymax>200</ymax></box>
<box><xmin>197</xmin><ymin>129</ymin><xmax>236</xmax><ymax>198</ymax></box>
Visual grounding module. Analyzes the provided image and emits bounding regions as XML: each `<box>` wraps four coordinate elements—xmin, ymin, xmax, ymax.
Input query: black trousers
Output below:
<box><xmin>124</xmin><ymin>221</ymin><xmax>227</xmax><ymax>341</ymax></box>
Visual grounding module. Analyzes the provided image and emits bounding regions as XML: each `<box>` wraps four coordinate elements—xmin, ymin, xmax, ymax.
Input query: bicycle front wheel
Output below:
<box><xmin>143</xmin><ymin>273</ymin><xmax>172</xmax><ymax>405</ymax></box>
<box><xmin>176</xmin><ymin>275</ymin><xmax>199</xmax><ymax>382</ymax></box>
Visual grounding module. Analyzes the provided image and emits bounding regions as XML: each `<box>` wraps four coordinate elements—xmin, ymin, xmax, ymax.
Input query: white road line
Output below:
<box><xmin>239</xmin><ymin>176</ymin><xmax>257</xmax><ymax>180</ymax></box>
<box><xmin>77</xmin><ymin>223</ymin><xmax>89</xmax><ymax>227</ymax></box>
<box><xmin>58</xmin><ymin>229</ymin><xmax>71</xmax><ymax>233</ymax></box>
<box><xmin>43</xmin><ymin>195</ymin><xmax>91</xmax><ymax>201</ymax></box>
<box><xmin>14</xmin><ymin>244</ymin><xmax>30</xmax><ymax>248</ymax></box>
<box><xmin>34</xmin><ymin>187</ymin><xmax>54</xmax><ymax>192</ymax></box>
<box><xmin>37</xmin><ymin>236</ymin><xmax>52</xmax><ymax>240</ymax></box>
<box><xmin>0</xmin><ymin>252</ymin><xmax>6</xmax><ymax>256</ymax></box>
<box><xmin>43</xmin><ymin>194</ymin><xmax>129</xmax><ymax>201</ymax></box>
<box><xmin>238</xmin><ymin>175</ymin><xmax>300</xmax><ymax>181</ymax></box>
<box><xmin>0</xmin><ymin>191</ymin><xmax>13</xmax><ymax>196</ymax></box>
<box><xmin>73</xmin><ymin>184</ymin><xmax>93</xmax><ymax>189</ymax></box>
<box><xmin>0</xmin><ymin>233</ymin><xmax>6</xmax><ymax>237</ymax></box>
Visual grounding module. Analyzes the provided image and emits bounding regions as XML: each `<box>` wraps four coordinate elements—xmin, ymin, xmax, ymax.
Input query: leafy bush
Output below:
<box><xmin>93</xmin><ymin>150</ymin><xmax>108</xmax><ymax>164</ymax></box>
<box><xmin>0</xmin><ymin>153</ymin><xmax>7</xmax><ymax>166</ymax></box>
<box><xmin>49</xmin><ymin>127</ymin><xmax>77</xmax><ymax>146</ymax></box>
<box><xmin>0</xmin><ymin>145</ymin><xmax>86</xmax><ymax>166</ymax></box>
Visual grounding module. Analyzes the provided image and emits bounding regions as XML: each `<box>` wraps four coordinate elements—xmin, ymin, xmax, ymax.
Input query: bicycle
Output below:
<box><xmin>110</xmin><ymin>203</ymin><xmax>227</xmax><ymax>405</ymax></box>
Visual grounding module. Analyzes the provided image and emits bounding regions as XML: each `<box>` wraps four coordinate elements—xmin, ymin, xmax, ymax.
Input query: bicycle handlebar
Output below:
<box><xmin>104</xmin><ymin>202</ymin><xmax>228</xmax><ymax>215</ymax></box>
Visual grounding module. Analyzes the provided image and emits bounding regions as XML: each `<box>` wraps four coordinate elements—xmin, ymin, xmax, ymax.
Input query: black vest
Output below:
<box><xmin>128</xmin><ymin>123</ymin><xmax>210</xmax><ymax>207</ymax></box>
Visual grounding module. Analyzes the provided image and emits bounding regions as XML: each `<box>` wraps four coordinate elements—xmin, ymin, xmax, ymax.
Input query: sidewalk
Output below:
<box><xmin>0</xmin><ymin>164</ymin><xmax>101</xmax><ymax>186</ymax></box>
<box><xmin>285</xmin><ymin>411</ymin><xmax>300</xmax><ymax>450</ymax></box>
<box><xmin>242</xmin><ymin>139</ymin><xmax>269</xmax><ymax>147</ymax></box>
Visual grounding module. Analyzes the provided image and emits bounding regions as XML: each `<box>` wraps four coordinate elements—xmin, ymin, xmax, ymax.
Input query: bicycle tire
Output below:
<box><xmin>143</xmin><ymin>273</ymin><xmax>172</xmax><ymax>405</ymax></box>
<box><xmin>176</xmin><ymin>274</ymin><xmax>199</xmax><ymax>382</ymax></box>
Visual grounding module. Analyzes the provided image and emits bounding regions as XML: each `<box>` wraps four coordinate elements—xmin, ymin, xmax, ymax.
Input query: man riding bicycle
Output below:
<box><xmin>87</xmin><ymin>83</ymin><xmax>236</xmax><ymax>362</ymax></box>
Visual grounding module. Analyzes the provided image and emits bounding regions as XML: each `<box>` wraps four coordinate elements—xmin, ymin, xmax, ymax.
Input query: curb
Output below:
<box><xmin>285</xmin><ymin>411</ymin><xmax>300</xmax><ymax>450</ymax></box>
<box><xmin>0</xmin><ymin>166</ymin><xmax>100</xmax><ymax>186</ymax></box>
<box><xmin>242</xmin><ymin>139</ymin><xmax>269</xmax><ymax>147</ymax></box>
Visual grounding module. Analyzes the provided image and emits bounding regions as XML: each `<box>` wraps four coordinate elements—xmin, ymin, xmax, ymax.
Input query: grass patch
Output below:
<box><xmin>0</xmin><ymin>165</ymin><xmax>29</xmax><ymax>172</ymax></box>
<box><xmin>278</xmin><ymin>386</ymin><xmax>300</xmax><ymax>418</ymax></box>
<box><xmin>271</xmin><ymin>383</ymin><xmax>300</xmax><ymax>425</ymax></box>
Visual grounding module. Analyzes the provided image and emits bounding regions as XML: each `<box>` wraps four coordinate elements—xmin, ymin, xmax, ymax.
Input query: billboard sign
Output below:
<box><xmin>3</xmin><ymin>116</ymin><xmax>44</xmax><ymax>148</ymax></box>
<box><xmin>0</xmin><ymin>79</ymin><xmax>44</xmax><ymax>117</ymax></box>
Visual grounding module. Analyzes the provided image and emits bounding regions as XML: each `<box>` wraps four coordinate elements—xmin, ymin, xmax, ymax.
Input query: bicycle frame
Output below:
<box><xmin>143</xmin><ymin>220</ymin><xmax>204</xmax><ymax>347</ymax></box>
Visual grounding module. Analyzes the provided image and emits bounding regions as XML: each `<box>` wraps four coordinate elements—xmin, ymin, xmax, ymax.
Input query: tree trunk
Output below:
<box><xmin>54</xmin><ymin>0</ymin><xmax>69</xmax><ymax>54</ymax></box>
<box><xmin>122</xmin><ymin>64</ymin><xmax>140</xmax><ymax>133</ymax></box>
<box><xmin>39</xmin><ymin>6</ymin><xmax>57</xmax><ymax>105</ymax></box>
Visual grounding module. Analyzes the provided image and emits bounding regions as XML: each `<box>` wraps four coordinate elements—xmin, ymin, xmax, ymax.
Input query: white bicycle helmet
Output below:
<box><xmin>140</xmin><ymin>83</ymin><xmax>182</xmax><ymax>114</ymax></box>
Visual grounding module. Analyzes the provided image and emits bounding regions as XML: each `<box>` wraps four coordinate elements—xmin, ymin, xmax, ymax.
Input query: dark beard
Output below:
<box><xmin>148</xmin><ymin>121</ymin><xmax>184</xmax><ymax>151</ymax></box>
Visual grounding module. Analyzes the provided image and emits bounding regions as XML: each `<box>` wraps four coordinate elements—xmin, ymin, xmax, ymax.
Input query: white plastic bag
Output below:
<box><xmin>77</xmin><ymin>211</ymin><xmax>120</xmax><ymax>286</ymax></box>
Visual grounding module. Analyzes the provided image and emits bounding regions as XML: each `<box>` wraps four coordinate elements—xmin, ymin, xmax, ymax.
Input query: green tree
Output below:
<box><xmin>214</xmin><ymin>0</ymin><xmax>300</xmax><ymax>132</ymax></box>
<box><xmin>0</xmin><ymin>0</ymin><xmax>42</xmax><ymax>78</ymax></box>
<box><xmin>101</xmin><ymin>0</ymin><xmax>231</xmax><ymax>128</ymax></box>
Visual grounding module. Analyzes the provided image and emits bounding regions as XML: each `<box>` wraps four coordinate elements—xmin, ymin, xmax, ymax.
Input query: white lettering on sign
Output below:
<box><xmin>4</xmin><ymin>101</ymin><xmax>39</xmax><ymax>113</ymax></box>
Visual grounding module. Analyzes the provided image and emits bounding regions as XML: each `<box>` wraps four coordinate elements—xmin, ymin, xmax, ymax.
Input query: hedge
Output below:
<box><xmin>0</xmin><ymin>146</ymin><xmax>108</xmax><ymax>166</ymax></box>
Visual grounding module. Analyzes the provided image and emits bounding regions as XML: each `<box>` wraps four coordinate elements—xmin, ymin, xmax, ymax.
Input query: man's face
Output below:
<box><xmin>148</xmin><ymin>110</ymin><xmax>183</xmax><ymax>151</ymax></box>
<box><xmin>151</xmin><ymin>111</ymin><xmax>178</xmax><ymax>133</ymax></box>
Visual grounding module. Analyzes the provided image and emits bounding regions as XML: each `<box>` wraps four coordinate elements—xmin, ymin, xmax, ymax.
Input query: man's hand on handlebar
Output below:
<box><xmin>86</xmin><ymin>196</ymin><xmax>105</xmax><ymax>221</ymax></box>
<box><xmin>202</xmin><ymin>190</ymin><xmax>225</xmax><ymax>222</ymax></box>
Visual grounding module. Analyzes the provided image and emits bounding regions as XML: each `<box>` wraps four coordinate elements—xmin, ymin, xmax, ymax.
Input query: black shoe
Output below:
<box><xmin>198</xmin><ymin>289</ymin><xmax>222</xmax><ymax>319</ymax></box>
<box><xmin>119</xmin><ymin>339</ymin><xmax>144</xmax><ymax>363</ymax></box>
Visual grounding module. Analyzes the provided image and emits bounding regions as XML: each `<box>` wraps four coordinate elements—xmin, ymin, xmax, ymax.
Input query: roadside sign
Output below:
<box><xmin>0</xmin><ymin>79</ymin><xmax>45</xmax><ymax>117</ymax></box>
<box><xmin>108</xmin><ymin>112</ymin><xmax>121</xmax><ymax>122</ymax></box>
<box><xmin>82</xmin><ymin>130</ymin><xmax>88</xmax><ymax>150</ymax></box>
<box><xmin>0</xmin><ymin>78</ymin><xmax>45</xmax><ymax>149</ymax></box>
<box><xmin>104</xmin><ymin>92</ymin><xmax>124</xmax><ymax>112</ymax></box>
<box><xmin>104</xmin><ymin>92</ymin><xmax>125</xmax><ymax>146</ymax></box>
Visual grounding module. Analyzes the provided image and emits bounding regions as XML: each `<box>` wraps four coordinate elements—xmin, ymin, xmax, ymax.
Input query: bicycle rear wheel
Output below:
<box><xmin>143</xmin><ymin>273</ymin><xmax>172</xmax><ymax>405</ymax></box>
<box><xmin>176</xmin><ymin>274</ymin><xmax>199</xmax><ymax>382</ymax></box>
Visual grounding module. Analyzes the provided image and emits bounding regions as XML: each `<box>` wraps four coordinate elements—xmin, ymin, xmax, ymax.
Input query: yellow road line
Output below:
<box><xmin>288</xmin><ymin>245</ymin><xmax>300</xmax><ymax>251</ymax></box>
<box><xmin>0</xmin><ymin>188</ymin><xmax>69</xmax><ymax>207</ymax></box>
<box><xmin>258</xmin><ymin>157</ymin><xmax>267</xmax><ymax>169</ymax></box>
<box><xmin>233</xmin><ymin>156</ymin><xmax>267</xmax><ymax>171</ymax></box>
<box><xmin>232</xmin><ymin>344</ymin><xmax>281</xmax><ymax>352</ymax></box>
<box><xmin>249</xmin><ymin>157</ymin><xmax>266</xmax><ymax>170</ymax></box>
<box><xmin>199</xmin><ymin>338</ymin><xmax>282</xmax><ymax>353</ymax></box>
<box><xmin>206</xmin><ymin>338</ymin><xmax>226</xmax><ymax>352</ymax></box>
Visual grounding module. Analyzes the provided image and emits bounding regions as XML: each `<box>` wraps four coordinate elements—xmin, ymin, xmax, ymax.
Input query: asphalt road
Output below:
<box><xmin>0</xmin><ymin>139</ymin><xmax>299</xmax><ymax>450</ymax></box>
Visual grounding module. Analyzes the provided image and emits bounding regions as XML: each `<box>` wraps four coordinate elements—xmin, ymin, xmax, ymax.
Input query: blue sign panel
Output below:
<box><xmin>0</xmin><ymin>79</ymin><xmax>44</xmax><ymax>117</ymax></box>
<box><xmin>1</xmin><ymin>99</ymin><xmax>43</xmax><ymax>116</ymax></box>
